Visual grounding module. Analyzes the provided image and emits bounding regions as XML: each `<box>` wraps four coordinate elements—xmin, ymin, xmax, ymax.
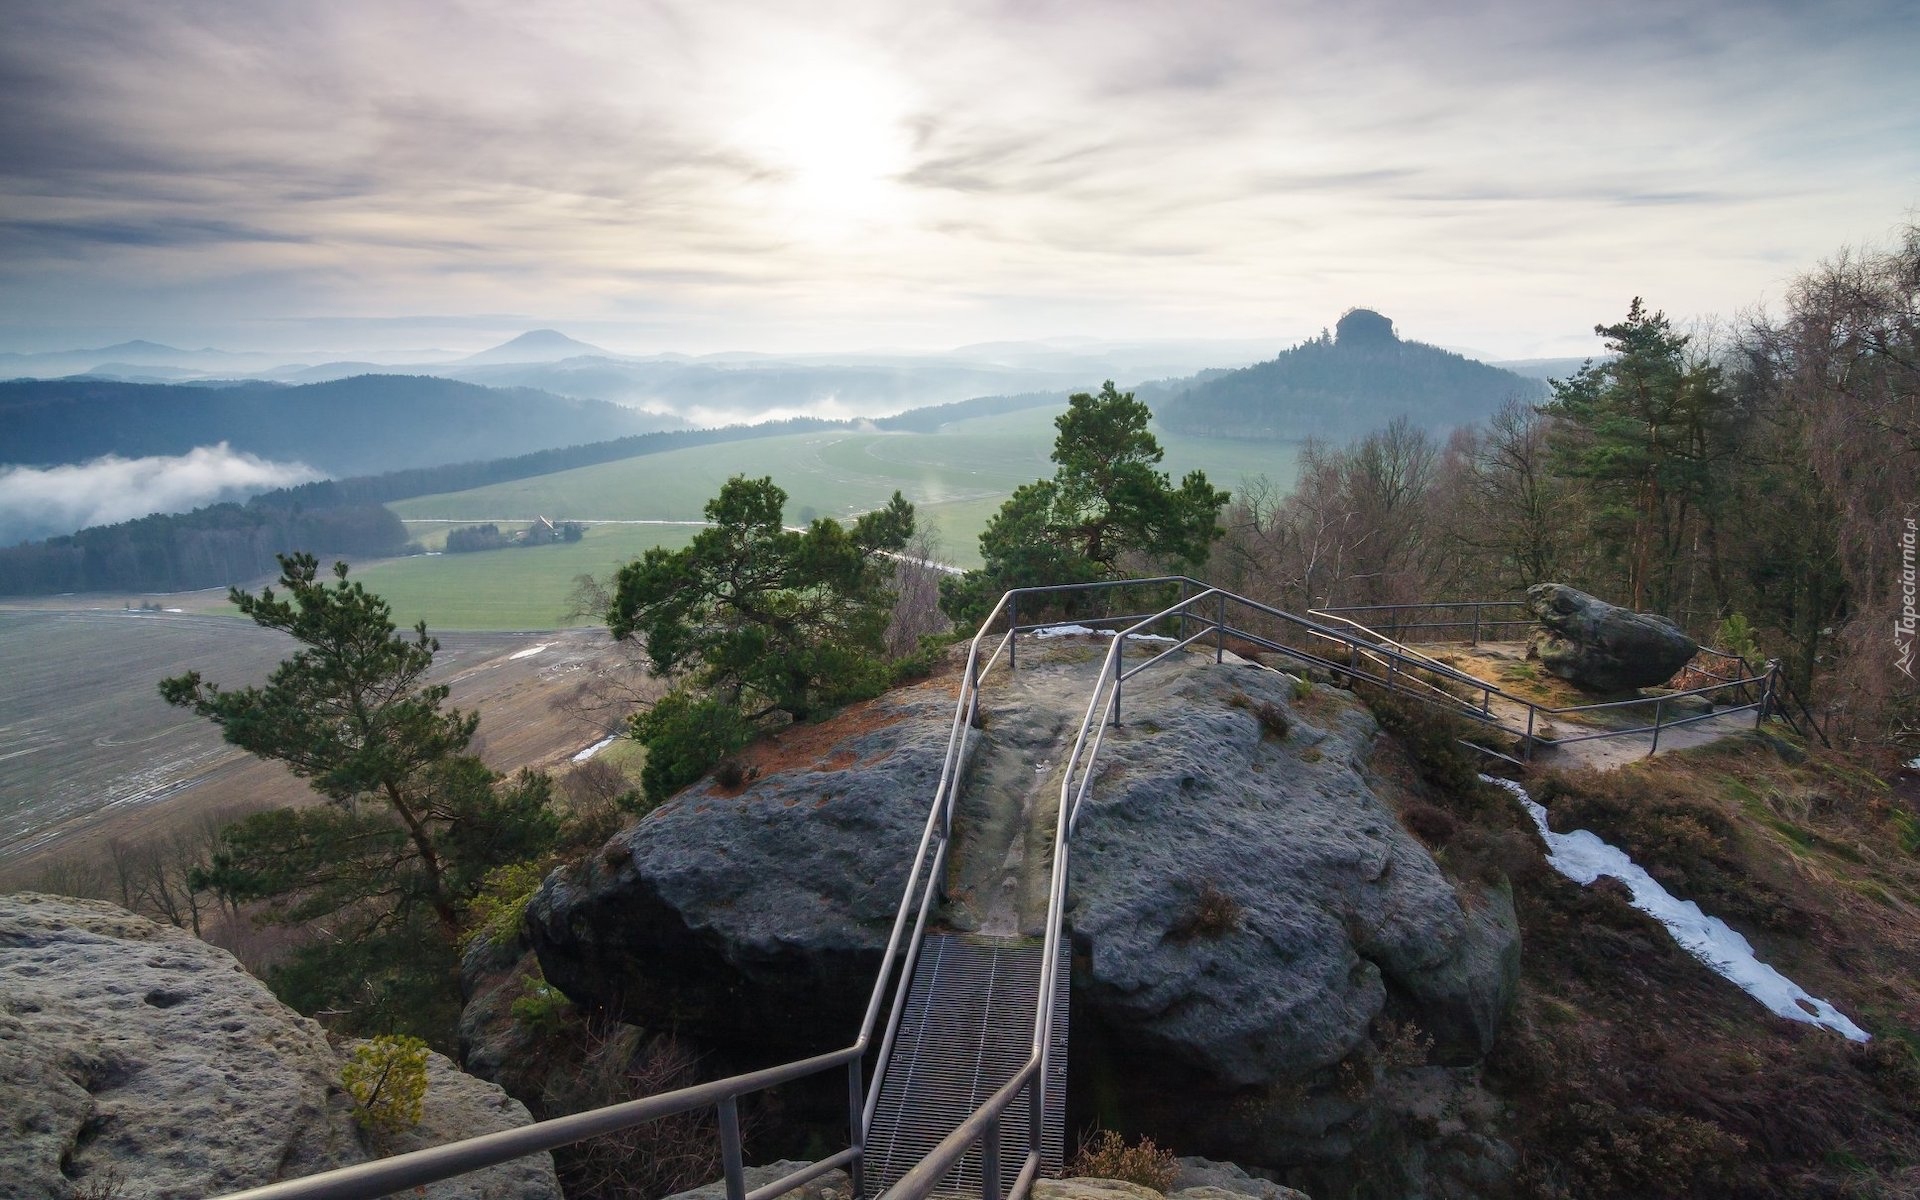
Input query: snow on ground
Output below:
<box><xmin>509</xmin><ymin>643</ymin><xmax>550</xmax><ymax>660</ymax></box>
<box><xmin>1030</xmin><ymin>624</ymin><xmax>1177</xmax><ymax>644</ymax></box>
<box><xmin>572</xmin><ymin>734</ymin><xmax>618</xmax><ymax>764</ymax></box>
<box><xmin>1484</xmin><ymin>774</ymin><xmax>1869</xmax><ymax>1042</ymax></box>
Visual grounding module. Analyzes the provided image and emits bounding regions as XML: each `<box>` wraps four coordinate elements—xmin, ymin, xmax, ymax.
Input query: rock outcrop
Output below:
<box><xmin>1069</xmin><ymin>662</ymin><xmax>1519</xmax><ymax>1085</ymax></box>
<box><xmin>524</xmin><ymin>643</ymin><xmax>1518</xmax><ymax>1194</ymax></box>
<box><xmin>526</xmin><ymin>677</ymin><xmax>958</xmax><ymax>1061</ymax></box>
<box><xmin>1526</xmin><ymin>582</ymin><xmax>1698</xmax><ymax>692</ymax></box>
<box><xmin>0</xmin><ymin>893</ymin><xmax>559</xmax><ymax>1200</ymax></box>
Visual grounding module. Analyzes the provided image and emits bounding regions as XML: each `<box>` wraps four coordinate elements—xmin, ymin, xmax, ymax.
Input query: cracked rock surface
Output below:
<box><xmin>0</xmin><ymin>893</ymin><xmax>557</xmax><ymax>1200</ymax></box>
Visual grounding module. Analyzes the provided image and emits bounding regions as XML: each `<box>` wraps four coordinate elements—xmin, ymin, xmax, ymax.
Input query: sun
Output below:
<box><xmin>733</xmin><ymin>60</ymin><xmax>912</xmax><ymax>237</ymax></box>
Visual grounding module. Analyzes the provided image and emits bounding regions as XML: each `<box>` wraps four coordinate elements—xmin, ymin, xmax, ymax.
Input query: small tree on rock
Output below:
<box><xmin>609</xmin><ymin>477</ymin><xmax>914</xmax><ymax>801</ymax></box>
<box><xmin>941</xmin><ymin>382</ymin><xmax>1229</xmax><ymax>624</ymax></box>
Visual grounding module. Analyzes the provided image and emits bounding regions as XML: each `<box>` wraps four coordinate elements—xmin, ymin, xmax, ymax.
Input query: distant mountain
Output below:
<box><xmin>458</xmin><ymin>329</ymin><xmax>609</xmax><ymax>364</ymax></box>
<box><xmin>0</xmin><ymin>374</ymin><xmax>683</xmax><ymax>476</ymax></box>
<box><xmin>1151</xmin><ymin>310</ymin><xmax>1547</xmax><ymax>442</ymax></box>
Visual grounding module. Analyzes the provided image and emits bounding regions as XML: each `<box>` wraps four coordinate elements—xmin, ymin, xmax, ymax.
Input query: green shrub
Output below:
<box><xmin>510</xmin><ymin>975</ymin><xmax>573</xmax><ymax>1035</ymax></box>
<box><xmin>630</xmin><ymin>688</ymin><xmax>752</xmax><ymax>805</ymax></box>
<box><xmin>1713</xmin><ymin>612</ymin><xmax>1761</xmax><ymax>667</ymax></box>
<box><xmin>460</xmin><ymin>860</ymin><xmax>549</xmax><ymax>952</ymax></box>
<box><xmin>342</xmin><ymin>1035</ymin><xmax>430</xmax><ymax>1135</ymax></box>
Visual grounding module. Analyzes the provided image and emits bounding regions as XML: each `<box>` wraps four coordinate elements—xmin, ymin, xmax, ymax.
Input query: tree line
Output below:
<box><xmin>0</xmin><ymin>500</ymin><xmax>410</xmax><ymax>595</ymax></box>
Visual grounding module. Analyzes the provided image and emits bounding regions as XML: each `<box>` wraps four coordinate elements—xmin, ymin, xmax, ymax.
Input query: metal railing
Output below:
<box><xmin>877</xmin><ymin>584</ymin><xmax>1247</xmax><ymax>1200</ymax></box>
<box><xmin>1312</xmin><ymin>599</ymin><xmax>1534</xmax><ymax>645</ymax></box>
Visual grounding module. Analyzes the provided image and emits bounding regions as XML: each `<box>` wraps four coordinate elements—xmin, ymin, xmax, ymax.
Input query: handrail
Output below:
<box><xmin>877</xmin><ymin>587</ymin><xmax>1212</xmax><ymax>1200</ymax></box>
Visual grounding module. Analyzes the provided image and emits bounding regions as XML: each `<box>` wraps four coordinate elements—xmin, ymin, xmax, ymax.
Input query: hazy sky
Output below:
<box><xmin>1</xmin><ymin>0</ymin><xmax>1914</xmax><ymax>358</ymax></box>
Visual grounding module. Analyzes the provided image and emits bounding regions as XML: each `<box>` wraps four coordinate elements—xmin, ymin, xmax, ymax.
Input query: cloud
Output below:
<box><xmin>0</xmin><ymin>0</ymin><xmax>1915</xmax><ymax>357</ymax></box>
<box><xmin>0</xmin><ymin>444</ymin><xmax>322</xmax><ymax>544</ymax></box>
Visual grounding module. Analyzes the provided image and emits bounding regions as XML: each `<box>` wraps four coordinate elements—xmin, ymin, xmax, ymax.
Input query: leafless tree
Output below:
<box><xmin>884</xmin><ymin>527</ymin><xmax>954</xmax><ymax>658</ymax></box>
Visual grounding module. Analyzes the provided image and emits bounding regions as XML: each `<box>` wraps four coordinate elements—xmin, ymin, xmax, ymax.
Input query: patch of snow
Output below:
<box><xmin>1907</xmin><ymin>755</ymin><xmax>1920</xmax><ymax>770</ymax></box>
<box><xmin>1482</xmin><ymin>774</ymin><xmax>1870</xmax><ymax>1042</ymax></box>
<box><xmin>572</xmin><ymin>734</ymin><xmax>618</xmax><ymax>764</ymax></box>
<box><xmin>163</xmin><ymin>607</ymin><xmax>183</xmax><ymax>613</ymax></box>
<box><xmin>509</xmin><ymin>643</ymin><xmax>550</xmax><ymax>660</ymax></box>
<box><xmin>1030</xmin><ymin>623</ymin><xmax>1177</xmax><ymax>644</ymax></box>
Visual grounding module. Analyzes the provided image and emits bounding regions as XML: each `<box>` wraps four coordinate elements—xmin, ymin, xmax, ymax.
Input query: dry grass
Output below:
<box><xmin>1069</xmin><ymin>1130</ymin><xmax>1180</xmax><ymax>1192</ymax></box>
<box><xmin>1168</xmin><ymin>882</ymin><xmax>1243</xmax><ymax>941</ymax></box>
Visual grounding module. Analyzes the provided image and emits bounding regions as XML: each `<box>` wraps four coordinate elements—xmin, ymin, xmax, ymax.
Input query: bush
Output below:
<box><xmin>510</xmin><ymin>974</ymin><xmax>573</xmax><ymax>1035</ymax></box>
<box><xmin>461</xmin><ymin>860</ymin><xmax>550</xmax><ymax>952</ymax></box>
<box><xmin>1070</xmin><ymin>1130</ymin><xmax>1180</xmax><ymax>1192</ymax></box>
<box><xmin>630</xmin><ymin>688</ymin><xmax>752</xmax><ymax>806</ymax></box>
<box><xmin>342</xmin><ymin>1035</ymin><xmax>430</xmax><ymax>1136</ymax></box>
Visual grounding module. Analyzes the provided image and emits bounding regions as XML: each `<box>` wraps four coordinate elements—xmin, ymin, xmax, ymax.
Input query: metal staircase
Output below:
<box><xmin>866</xmin><ymin>935</ymin><xmax>1069</xmax><ymax>1197</ymax></box>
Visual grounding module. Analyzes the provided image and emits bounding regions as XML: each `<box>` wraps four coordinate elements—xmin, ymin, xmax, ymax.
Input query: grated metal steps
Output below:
<box><xmin>866</xmin><ymin>933</ymin><xmax>1069</xmax><ymax>1197</ymax></box>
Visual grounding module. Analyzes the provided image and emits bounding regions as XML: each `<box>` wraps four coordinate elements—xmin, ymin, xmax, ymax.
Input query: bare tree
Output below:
<box><xmin>884</xmin><ymin>527</ymin><xmax>954</xmax><ymax>657</ymax></box>
<box><xmin>1444</xmin><ymin>397</ymin><xmax>1572</xmax><ymax>592</ymax></box>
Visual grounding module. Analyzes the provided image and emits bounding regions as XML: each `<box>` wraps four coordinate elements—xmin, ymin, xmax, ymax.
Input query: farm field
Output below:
<box><xmin>390</xmin><ymin>408</ymin><xmax>1300</xmax><ymax>532</ymax></box>
<box><xmin>0</xmin><ymin>609</ymin><xmax>631</xmax><ymax>880</ymax></box>
<box><xmin>361</xmin><ymin>407</ymin><xmax>1301</xmax><ymax>627</ymax></box>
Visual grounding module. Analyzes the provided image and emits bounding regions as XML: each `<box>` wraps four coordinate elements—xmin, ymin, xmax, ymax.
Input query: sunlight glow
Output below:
<box><xmin>732</xmin><ymin>58</ymin><xmax>913</xmax><ymax>239</ymax></box>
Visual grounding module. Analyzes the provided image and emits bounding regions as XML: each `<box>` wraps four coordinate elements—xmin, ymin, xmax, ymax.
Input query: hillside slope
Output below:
<box><xmin>1154</xmin><ymin>309</ymin><xmax>1546</xmax><ymax>442</ymax></box>
<box><xmin>0</xmin><ymin>375</ymin><xmax>679</xmax><ymax>475</ymax></box>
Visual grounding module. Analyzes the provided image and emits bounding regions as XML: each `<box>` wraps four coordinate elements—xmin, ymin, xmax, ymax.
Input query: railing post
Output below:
<box><xmin>847</xmin><ymin>1061</ymin><xmax>866</xmax><ymax>1199</ymax></box>
<box><xmin>1027</xmin><ymin>1075</ymin><xmax>1044</xmax><ymax>1186</ymax></box>
<box><xmin>1216</xmin><ymin>593</ymin><xmax>1226</xmax><ymax>664</ymax></box>
<box><xmin>1111</xmin><ymin>672</ymin><xmax>1123</xmax><ymax>727</ymax></box>
<box><xmin>1648</xmin><ymin>697</ymin><xmax>1664</xmax><ymax>757</ymax></box>
<box><xmin>718</xmin><ymin>1097</ymin><xmax>747</xmax><ymax>1200</ymax></box>
<box><xmin>982</xmin><ymin>1116</ymin><xmax>1003</xmax><ymax>1200</ymax></box>
<box><xmin>1757</xmin><ymin>663</ymin><xmax>1776</xmax><ymax>728</ymax></box>
<box><xmin>1523</xmin><ymin>705</ymin><xmax>1536</xmax><ymax>761</ymax></box>
<box><xmin>1009</xmin><ymin>595</ymin><xmax>1018</xmax><ymax>672</ymax></box>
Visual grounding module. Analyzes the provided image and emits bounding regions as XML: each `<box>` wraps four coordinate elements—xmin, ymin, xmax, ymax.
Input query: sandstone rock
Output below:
<box><xmin>1171</xmin><ymin>1155</ymin><xmax>1312</xmax><ymax>1200</ymax></box>
<box><xmin>527</xmin><ymin>678</ymin><xmax>958</xmax><ymax>1060</ymax></box>
<box><xmin>1034</xmin><ymin>1180</ymin><xmax>1167</xmax><ymax>1200</ymax></box>
<box><xmin>1526</xmin><ymin>583</ymin><xmax>1698</xmax><ymax>692</ymax></box>
<box><xmin>0</xmin><ymin>893</ymin><xmax>558</xmax><ymax>1200</ymax></box>
<box><xmin>1068</xmin><ymin>663</ymin><xmax>1519</xmax><ymax>1088</ymax></box>
<box><xmin>662</xmin><ymin>1160</ymin><xmax>851</xmax><ymax>1200</ymax></box>
<box><xmin>377</xmin><ymin>1043</ymin><xmax>563</xmax><ymax>1200</ymax></box>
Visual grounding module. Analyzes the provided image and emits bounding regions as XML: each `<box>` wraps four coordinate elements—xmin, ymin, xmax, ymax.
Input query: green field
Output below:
<box><xmin>364</xmin><ymin>408</ymin><xmax>1300</xmax><ymax>629</ymax></box>
<box><xmin>355</xmin><ymin>523</ymin><xmax>703</xmax><ymax>630</ymax></box>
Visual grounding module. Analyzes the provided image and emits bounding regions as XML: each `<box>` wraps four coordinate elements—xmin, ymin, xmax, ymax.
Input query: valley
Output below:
<box><xmin>0</xmin><ymin>609</ymin><xmax>630</xmax><ymax>883</ymax></box>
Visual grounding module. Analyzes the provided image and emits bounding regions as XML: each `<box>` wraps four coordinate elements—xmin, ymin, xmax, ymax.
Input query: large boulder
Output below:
<box><xmin>525</xmin><ymin>677</ymin><xmax>958</xmax><ymax>1062</ymax></box>
<box><xmin>0</xmin><ymin>893</ymin><xmax>559</xmax><ymax>1200</ymax></box>
<box><xmin>1063</xmin><ymin>662</ymin><xmax>1519</xmax><ymax>1156</ymax></box>
<box><xmin>1525</xmin><ymin>583</ymin><xmax>1698</xmax><ymax>692</ymax></box>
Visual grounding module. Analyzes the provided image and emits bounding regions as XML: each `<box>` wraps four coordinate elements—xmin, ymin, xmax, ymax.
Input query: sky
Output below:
<box><xmin>1</xmin><ymin>0</ymin><xmax>1915</xmax><ymax>360</ymax></box>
